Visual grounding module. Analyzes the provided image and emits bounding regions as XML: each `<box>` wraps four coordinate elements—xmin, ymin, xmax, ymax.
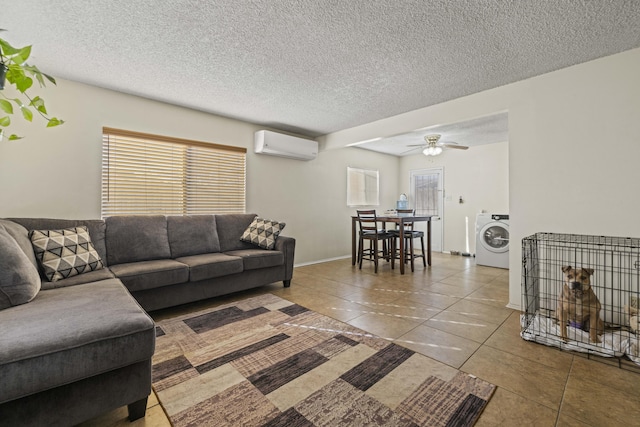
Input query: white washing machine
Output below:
<box><xmin>475</xmin><ymin>213</ymin><xmax>509</xmax><ymax>269</ymax></box>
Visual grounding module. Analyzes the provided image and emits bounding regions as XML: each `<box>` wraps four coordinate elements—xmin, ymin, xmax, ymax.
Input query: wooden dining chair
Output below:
<box><xmin>390</xmin><ymin>209</ymin><xmax>426</xmax><ymax>272</ymax></box>
<box><xmin>356</xmin><ymin>210</ymin><xmax>393</xmax><ymax>273</ymax></box>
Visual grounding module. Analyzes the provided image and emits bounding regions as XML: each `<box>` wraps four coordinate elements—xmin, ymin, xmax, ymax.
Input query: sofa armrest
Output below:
<box><xmin>274</xmin><ymin>236</ymin><xmax>295</xmax><ymax>283</ymax></box>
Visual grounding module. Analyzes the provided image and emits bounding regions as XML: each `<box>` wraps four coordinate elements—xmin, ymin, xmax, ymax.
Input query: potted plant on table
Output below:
<box><xmin>0</xmin><ymin>34</ymin><xmax>64</xmax><ymax>140</ymax></box>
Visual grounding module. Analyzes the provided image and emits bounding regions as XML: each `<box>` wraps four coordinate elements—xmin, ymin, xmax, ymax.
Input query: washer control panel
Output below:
<box><xmin>491</xmin><ymin>214</ymin><xmax>509</xmax><ymax>221</ymax></box>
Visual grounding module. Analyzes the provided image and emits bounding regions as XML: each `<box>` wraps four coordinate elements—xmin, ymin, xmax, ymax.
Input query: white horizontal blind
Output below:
<box><xmin>101</xmin><ymin>128</ymin><xmax>246</xmax><ymax>217</ymax></box>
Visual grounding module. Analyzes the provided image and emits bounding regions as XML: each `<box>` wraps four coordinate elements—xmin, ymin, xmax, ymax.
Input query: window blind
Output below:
<box><xmin>101</xmin><ymin>127</ymin><xmax>246</xmax><ymax>217</ymax></box>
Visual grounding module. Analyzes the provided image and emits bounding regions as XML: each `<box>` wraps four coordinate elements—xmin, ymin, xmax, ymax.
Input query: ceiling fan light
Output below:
<box><xmin>423</xmin><ymin>146</ymin><xmax>442</xmax><ymax>156</ymax></box>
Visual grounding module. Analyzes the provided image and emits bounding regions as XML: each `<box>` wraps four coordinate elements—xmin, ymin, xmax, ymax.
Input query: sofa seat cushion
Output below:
<box><xmin>175</xmin><ymin>253</ymin><xmax>243</xmax><ymax>282</ymax></box>
<box><xmin>42</xmin><ymin>267</ymin><xmax>115</xmax><ymax>289</ymax></box>
<box><xmin>0</xmin><ymin>279</ymin><xmax>155</xmax><ymax>404</ymax></box>
<box><xmin>109</xmin><ymin>260</ymin><xmax>189</xmax><ymax>292</ymax></box>
<box><xmin>224</xmin><ymin>249</ymin><xmax>284</xmax><ymax>271</ymax></box>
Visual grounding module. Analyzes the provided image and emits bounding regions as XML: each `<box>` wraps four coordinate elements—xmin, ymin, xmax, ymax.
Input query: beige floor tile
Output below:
<box><xmin>560</xmin><ymin>364</ymin><xmax>640</xmax><ymax>426</ymax></box>
<box><xmin>438</xmin><ymin>275</ymin><xmax>492</xmax><ymax>290</ymax></box>
<box><xmin>393</xmin><ymin>289</ymin><xmax>461</xmax><ymax>310</ymax></box>
<box><xmin>555</xmin><ymin>413</ymin><xmax>596</xmax><ymax>426</ymax></box>
<box><xmin>423</xmin><ymin>281</ymin><xmax>479</xmax><ymax>298</ymax></box>
<box><xmin>464</xmin><ymin>284</ymin><xmax>511</xmax><ymax>308</ymax></box>
<box><xmin>559</xmin><ymin>357</ymin><xmax>640</xmax><ymax>426</ymax></box>
<box><xmin>484</xmin><ymin>313</ymin><xmax>575</xmax><ymax>372</ymax></box>
<box><xmin>462</xmin><ymin>345</ymin><xmax>569</xmax><ymax>410</ymax></box>
<box><xmin>348</xmin><ymin>298</ymin><xmax>441</xmax><ymax>322</ymax></box>
<box><xmin>475</xmin><ymin>387</ymin><xmax>558</xmax><ymax>427</ymax></box>
<box><xmin>397</xmin><ymin>324</ymin><xmax>482</xmax><ymax>368</ymax></box>
<box><xmin>569</xmin><ymin>357</ymin><xmax>640</xmax><ymax>397</ymax></box>
<box><xmin>445</xmin><ymin>298</ymin><xmax>514</xmax><ymax>325</ymax></box>
<box><xmin>346</xmin><ymin>311</ymin><xmax>423</xmax><ymax>340</ymax></box>
<box><xmin>425</xmin><ymin>310</ymin><xmax>501</xmax><ymax>343</ymax></box>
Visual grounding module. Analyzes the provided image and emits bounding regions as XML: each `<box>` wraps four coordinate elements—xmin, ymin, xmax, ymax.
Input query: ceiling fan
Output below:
<box><xmin>406</xmin><ymin>134</ymin><xmax>469</xmax><ymax>156</ymax></box>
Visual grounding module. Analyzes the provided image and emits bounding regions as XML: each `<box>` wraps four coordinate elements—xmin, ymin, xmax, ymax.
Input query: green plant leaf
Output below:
<box><xmin>43</xmin><ymin>73</ymin><xmax>57</xmax><ymax>85</ymax></box>
<box><xmin>9</xmin><ymin>134</ymin><xmax>23</xmax><ymax>140</ymax></box>
<box><xmin>20</xmin><ymin>106</ymin><xmax>33</xmax><ymax>122</ymax></box>
<box><xmin>5</xmin><ymin>64</ymin><xmax>25</xmax><ymax>85</ymax></box>
<box><xmin>12</xmin><ymin>45</ymin><xmax>32</xmax><ymax>65</ymax></box>
<box><xmin>15</xmin><ymin>75</ymin><xmax>33</xmax><ymax>92</ymax></box>
<box><xmin>30</xmin><ymin>96</ymin><xmax>48</xmax><ymax>114</ymax></box>
<box><xmin>23</xmin><ymin>64</ymin><xmax>49</xmax><ymax>87</ymax></box>
<box><xmin>0</xmin><ymin>37</ymin><xmax>63</xmax><ymax>138</ymax></box>
<box><xmin>47</xmin><ymin>117</ymin><xmax>64</xmax><ymax>127</ymax></box>
<box><xmin>11</xmin><ymin>98</ymin><xmax>24</xmax><ymax>108</ymax></box>
<box><xmin>0</xmin><ymin>38</ymin><xmax>20</xmax><ymax>55</ymax></box>
<box><xmin>0</xmin><ymin>99</ymin><xmax>13</xmax><ymax>114</ymax></box>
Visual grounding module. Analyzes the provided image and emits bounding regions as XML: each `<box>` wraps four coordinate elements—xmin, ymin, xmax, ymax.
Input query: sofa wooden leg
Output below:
<box><xmin>128</xmin><ymin>397</ymin><xmax>148</xmax><ymax>421</ymax></box>
<box><xmin>283</xmin><ymin>280</ymin><xmax>291</xmax><ymax>288</ymax></box>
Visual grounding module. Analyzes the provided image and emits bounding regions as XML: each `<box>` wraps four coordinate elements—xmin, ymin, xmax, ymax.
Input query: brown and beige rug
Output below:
<box><xmin>152</xmin><ymin>294</ymin><xmax>495</xmax><ymax>426</ymax></box>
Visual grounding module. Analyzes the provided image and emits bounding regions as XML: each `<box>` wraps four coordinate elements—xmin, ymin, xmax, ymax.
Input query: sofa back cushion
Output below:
<box><xmin>8</xmin><ymin>218</ymin><xmax>107</xmax><ymax>264</ymax></box>
<box><xmin>105</xmin><ymin>216</ymin><xmax>171</xmax><ymax>265</ymax></box>
<box><xmin>167</xmin><ymin>215</ymin><xmax>221</xmax><ymax>258</ymax></box>
<box><xmin>215</xmin><ymin>213</ymin><xmax>259</xmax><ymax>252</ymax></box>
<box><xmin>0</xmin><ymin>224</ymin><xmax>41</xmax><ymax>310</ymax></box>
<box><xmin>0</xmin><ymin>219</ymin><xmax>38</xmax><ymax>270</ymax></box>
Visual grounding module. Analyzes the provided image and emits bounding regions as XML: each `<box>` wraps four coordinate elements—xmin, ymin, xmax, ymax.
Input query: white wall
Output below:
<box><xmin>324</xmin><ymin>47</ymin><xmax>640</xmax><ymax>310</ymax></box>
<box><xmin>399</xmin><ymin>142</ymin><xmax>509</xmax><ymax>254</ymax></box>
<box><xmin>0</xmin><ymin>80</ymin><xmax>399</xmax><ymax>265</ymax></box>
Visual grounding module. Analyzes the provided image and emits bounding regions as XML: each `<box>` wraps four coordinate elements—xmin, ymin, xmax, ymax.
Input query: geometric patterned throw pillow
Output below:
<box><xmin>240</xmin><ymin>217</ymin><xmax>286</xmax><ymax>250</ymax></box>
<box><xmin>29</xmin><ymin>226</ymin><xmax>105</xmax><ymax>282</ymax></box>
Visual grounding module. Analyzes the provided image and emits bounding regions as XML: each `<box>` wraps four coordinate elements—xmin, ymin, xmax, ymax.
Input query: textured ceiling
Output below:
<box><xmin>352</xmin><ymin>111</ymin><xmax>509</xmax><ymax>156</ymax></box>
<box><xmin>2</xmin><ymin>1</ymin><xmax>640</xmax><ymax>144</ymax></box>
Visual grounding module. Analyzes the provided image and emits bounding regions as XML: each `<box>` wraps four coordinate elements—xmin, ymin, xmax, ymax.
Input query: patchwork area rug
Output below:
<box><xmin>152</xmin><ymin>294</ymin><xmax>496</xmax><ymax>426</ymax></box>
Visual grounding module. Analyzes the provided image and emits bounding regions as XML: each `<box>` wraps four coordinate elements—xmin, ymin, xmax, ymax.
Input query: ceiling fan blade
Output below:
<box><xmin>443</xmin><ymin>144</ymin><xmax>469</xmax><ymax>150</ymax></box>
<box><xmin>406</xmin><ymin>143</ymin><xmax>427</xmax><ymax>147</ymax></box>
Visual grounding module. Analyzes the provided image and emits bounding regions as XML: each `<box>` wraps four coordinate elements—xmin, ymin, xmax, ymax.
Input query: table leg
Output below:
<box><xmin>399</xmin><ymin>220</ymin><xmax>405</xmax><ymax>274</ymax></box>
<box><xmin>352</xmin><ymin>217</ymin><xmax>357</xmax><ymax>266</ymax></box>
<box><xmin>427</xmin><ymin>219</ymin><xmax>432</xmax><ymax>266</ymax></box>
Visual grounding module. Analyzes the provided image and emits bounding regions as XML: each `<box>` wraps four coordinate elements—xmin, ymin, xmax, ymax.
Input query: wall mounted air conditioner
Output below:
<box><xmin>254</xmin><ymin>130</ymin><xmax>318</xmax><ymax>161</ymax></box>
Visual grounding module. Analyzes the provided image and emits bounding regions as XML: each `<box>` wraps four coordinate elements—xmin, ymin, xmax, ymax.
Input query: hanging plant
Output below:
<box><xmin>0</xmin><ymin>36</ymin><xmax>64</xmax><ymax>140</ymax></box>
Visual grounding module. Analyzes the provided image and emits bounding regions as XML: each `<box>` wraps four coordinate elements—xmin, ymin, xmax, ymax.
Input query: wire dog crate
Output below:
<box><xmin>521</xmin><ymin>232</ymin><xmax>640</xmax><ymax>370</ymax></box>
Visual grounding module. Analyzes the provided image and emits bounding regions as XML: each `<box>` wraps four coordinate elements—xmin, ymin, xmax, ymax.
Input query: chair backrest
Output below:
<box><xmin>356</xmin><ymin>210</ymin><xmax>380</xmax><ymax>235</ymax></box>
<box><xmin>396</xmin><ymin>209</ymin><xmax>415</xmax><ymax>231</ymax></box>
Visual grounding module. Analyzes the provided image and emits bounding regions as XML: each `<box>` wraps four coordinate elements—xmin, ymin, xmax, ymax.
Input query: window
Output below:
<box><xmin>346</xmin><ymin>167</ymin><xmax>379</xmax><ymax>206</ymax></box>
<box><xmin>101</xmin><ymin>127</ymin><xmax>246</xmax><ymax>217</ymax></box>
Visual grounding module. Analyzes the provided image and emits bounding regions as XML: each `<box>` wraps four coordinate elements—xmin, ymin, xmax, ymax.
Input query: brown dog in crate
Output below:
<box><xmin>557</xmin><ymin>266</ymin><xmax>605</xmax><ymax>343</ymax></box>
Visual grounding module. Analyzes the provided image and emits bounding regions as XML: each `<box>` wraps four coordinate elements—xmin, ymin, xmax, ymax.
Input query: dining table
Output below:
<box><xmin>351</xmin><ymin>214</ymin><xmax>434</xmax><ymax>274</ymax></box>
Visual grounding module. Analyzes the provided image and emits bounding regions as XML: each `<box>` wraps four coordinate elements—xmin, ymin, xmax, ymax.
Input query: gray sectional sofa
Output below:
<box><xmin>0</xmin><ymin>213</ymin><xmax>295</xmax><ymax>426</ymax></box>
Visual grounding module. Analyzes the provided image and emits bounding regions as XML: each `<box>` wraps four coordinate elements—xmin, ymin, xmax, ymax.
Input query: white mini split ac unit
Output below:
<box><xmin>254</xmin><ymin>130</ymin><xmax>318</xmax><ymax>161</ymax></box>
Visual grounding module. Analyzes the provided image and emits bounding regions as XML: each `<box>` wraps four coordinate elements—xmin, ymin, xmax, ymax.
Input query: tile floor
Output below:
<box><xmin>79</xmin><ymin>253</ymin><xmax>640</xmax><ymax>426</ymax></box>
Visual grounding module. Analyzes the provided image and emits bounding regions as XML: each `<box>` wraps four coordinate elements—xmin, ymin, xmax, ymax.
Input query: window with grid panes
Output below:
<box><xmin>101</xmin><ymin>127</ymin><xmax>246</xmax><ymax>217</ymax></box>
